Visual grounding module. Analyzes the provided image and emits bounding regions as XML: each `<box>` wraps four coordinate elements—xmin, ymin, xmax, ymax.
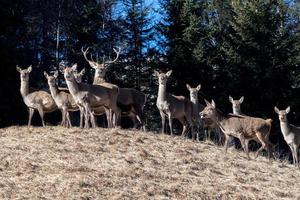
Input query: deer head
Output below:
<box><xmin>44</xmin><ymin>71</ymin><xmax>58</xmax><ymax>87</ymax></box>
<box><xmin>16</xmin><ymin>65</ymin><xmax>32</xmax><ymax>81</ymax></box>
<box><xmin>154</xmin><ymin>70</ymin><xmax>172</xmax><ymax>86</ymax></box>
<box><xmin>274</xmin><ymin>106</ymin><xmax>290</xmax><ymax>122</ymax></box>
<box><xmin>229</xmin><ymin>96</ymin><xmax>244</xmax><ymax>114</ymax></box>
<box><xmin>186</xmin><ymin>84</ymin><xmax>201</xmax><ymax>102</ymax></box>
<box><xmin>61</xmin><ymin>63</ymin><xmax>78</xmax><ymax>82</ymax></box>
<box><xmin>73</xmin><ymin>68</ymin><xmax>85</xmax><ymax>83</ymax></box>
<box><xmin>200</xmin><ymin>99</ymin><xmax>217</xmax><ymax>120</ymax></box>
<box><xmin>81</xmin><ymin>47</ymin><xmax>120</xmax><ymax>79</ymax></box>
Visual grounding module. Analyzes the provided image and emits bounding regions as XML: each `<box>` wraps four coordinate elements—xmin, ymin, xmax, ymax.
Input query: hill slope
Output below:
<box><xmin>0</xmin><ymin>126</ymin><xmax>299</xmax><ymax>199</ymax></box>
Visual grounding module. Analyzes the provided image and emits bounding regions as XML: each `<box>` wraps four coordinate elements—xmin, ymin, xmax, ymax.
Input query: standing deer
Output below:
<box><xmin>61</xmin><ymin>63</ymin><xmax>120</xmax><ymax>128</ymax></box>
<box><xmin>186</xmin><ymin>84</ymin><xmax>203</xmax><ymax>141</ymax></box>
<box><xmin>229</xmin><ymin>96</ymin><xmax>244</xmax><ymax>115</ymax></box>
<box><xmin>16</xmin><ymin>65</ymin><xmax>57</xmax><ymax>127</ymax></box>
<box><xmin>274</xmin><ymin>106</ymin><xmax>300</xmax><ymax>167</ymax></box>
<box><xmin>155</xmin><ymin>70</ymin><xmax>192</xmax><ymax>136</ymax></box>
<box><xmin>200</xmin><ymin>100</ymin><xmax>273</xmax><ymax>160</ymax></box>
<box><xmin>81</xmin><ymin>47</ymin><xmax>147</xmax><ymax>130</ymax></box>
<box><xmin>44</xmin><ymin>71</ymin><xmax>79</xmax><ymax>127</ymax></box>
<box><xmin>186</xmin><ymin>84</ymin><xmax>221</xmax><ymax>142</ymax></box>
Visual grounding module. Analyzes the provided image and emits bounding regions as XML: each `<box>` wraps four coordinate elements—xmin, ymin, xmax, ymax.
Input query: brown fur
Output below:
<box><xmin>200</xmin><ymin>100</ymin><xmax>273</xmax><ymax>159</ymax></box>
<box><xmin>17</xmin><ymin>65</ymin><xmax>57</xmax><ymax>127</ymax></box>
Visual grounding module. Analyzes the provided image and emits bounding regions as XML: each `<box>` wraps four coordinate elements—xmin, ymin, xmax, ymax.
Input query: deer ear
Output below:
<box><xmin>27</xmin><ymin>65</ymin><xmax>32</xmax><ymax>72</ymax></box>
<box><xmin>71</xmin><ymin>63</ymin><xmax>78</xmax><ymax>72</ymax></box>
<box><xmin>229</xmin><ymin>96</ymin><xmax>233</xmax><ymax>103</ymax></box>
<box><xmin>204</xmin><ymin>99</ymin><xmax>210</xmax><ymax>106</ymax></box>
<box><xmin>43</xmin><ymin>71</ymin><xmax>49</xmax><ymax>78</ymax></box>
<box><xmin>239</xmin><ymin>96</ymin><xmax>244</xmax><ymax>103</ymax></box>
<box><xmin>196</xmin><ymin>84</ymin><xmax>201</xmax><ymax>91</ymax></box>
<box><xmin>211</xmin><ymin>100</ymin><xmax>216</xmax><ymax>109</ymax></box>
<box><xmin>186</xmin><ymin>84</ymin><xmax>191</xmax><ymax>91</ymax></box>
<box><xmin>166</xmin><ymin>70</ymin><xmax>172</xmax><ymax>77</ymax></box>
<box><xmin>154</xmin><ymin>70</ymin><xmax>159</xmax><ymax>77</ymax></box>
<box><xmin>53</xmin><ymin>71</ymin><xmax>59</xmax><ymax>79</ymax></box>
<box><xmin>16</xmin><ymin>65</ymin><xmax>22</xmax><ymax>73</ymax></box>
<box><xmin>285</xmin><ymin>106</ymin><xmax>290</xmax><ymax>114</ymax></box>
<box><xmin>274</xmin><ymin>106</ymin><xmax>280</xmax><ymax>114</ymax></box>
<box><xmin>80</xmin><ymin>68</ymin><xmax>86</xmax><ymax>75</ymax></box>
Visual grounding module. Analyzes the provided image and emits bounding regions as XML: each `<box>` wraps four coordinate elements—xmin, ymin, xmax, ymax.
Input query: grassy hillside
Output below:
<box><xmin>0</xmin><ymin>126</ymin><xmax>299</xmax><ymax>199</ymax></box>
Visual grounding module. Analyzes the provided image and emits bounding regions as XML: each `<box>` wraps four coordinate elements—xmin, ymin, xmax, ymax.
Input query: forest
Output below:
<box><xmin>0</xmin><ymin>0</ymin><xmax>300</xmax><ymax>151</ymax></box>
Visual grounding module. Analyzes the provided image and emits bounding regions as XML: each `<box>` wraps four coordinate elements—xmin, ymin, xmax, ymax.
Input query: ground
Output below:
<box><xmin>0</xmin><ymin>126</ymin><xmax>299</xmax><ymax>199</ymax></box>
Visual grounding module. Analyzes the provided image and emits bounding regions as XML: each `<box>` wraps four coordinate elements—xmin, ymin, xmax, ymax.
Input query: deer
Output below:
<box><xmin>186</xmin><ymin>84</ymin><xmax>203</xmax><ymax>141</ymax></box>
<box><xmin>81</xmin><ymin>47</ymin><xmax>147</xmax><ymax>130</ymax></box>
<box><xmin>16</xmin><ymin>65</ymin><xmax>57</xmax><ymax>127</ymax></box>
<box><xmin>44</xmin><ymin>71</ymin><xmax>79</xmax><ymax>127</ymax></box>
<box><xmin>60</xmin><ymin>63</ymin><xmax>120</xmax><ymax>129</ymax></box>
<box><xmin>154</xmin><ymin>70</ymin><xmax>192</xmax><ymax>136</ymax></box>
<box><xmin>229</xmin><ymin>96</ymin><xmax>244</xmax><ymax>115</ymax></box>
<box><xmin>186</xmin><ymin>84</ymin><xmax>221</xmax><ymax>142</ymax></box>
<box><xmin>274</xmin><ymin>106</ymin><xmax>300</xmax><ymax>167</ymax></box>
<box><xmin>200</xmin><ymin>100</ymin><xmax>273</xmax><ymax>160</ymax></box>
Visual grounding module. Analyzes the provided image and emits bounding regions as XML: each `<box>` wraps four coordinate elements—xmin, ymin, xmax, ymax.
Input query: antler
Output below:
<box><xmin>105</xmin><ymin>47</ymin><xmax>121</xmax><ymax>64</ymax></box>
<box><xmin>81</xmin><ymin>47</ymin><xmax>93</xmax><ymax>63</ymax></box>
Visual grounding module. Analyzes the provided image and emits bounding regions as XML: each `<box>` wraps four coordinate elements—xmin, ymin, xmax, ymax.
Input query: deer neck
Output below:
<box><xmin>66</xmin><ymin>78</ymin><xmax>79</xmax><ymax>97</ymax></box>
<box><xmin>233</xmin><ymin>108</ymin><xmax>242</xmax><ymax>115</ymax></box>
<box><xmin>190</xmin><ymin>97</ymin><xmax>199</xmax><ymax>112</ymax></box>
<box><xmin>212</xmin><ymin>110</ymin><xmax>227</xmax><ymax>132</ymax></box>
<box><xmin>280</xmin><ymin>120</ymin><xmax>291</xmax><ymax>136</ymax></box>
<box><xmin>190</xmin><ymin>96</ymin><xmax>198</xmax><ymax>105</ymax></box>
<box><xmin>93</xmin><ymin>76</ymin><xmax>106</xmax><ymax>85</ymax></box>
<box><xmin>20</xmin><ymin>80</ymin><xmax>29</xmax><ymax>99</ymax></box>
<box><xmin>48</xmin><ymin>84</ymin><xmax>59</xmax><ymax>98</ymax></box>
<box><xmin>157</xmin><ymin>83</ymin><xmax>167</xmax><ymax>102</ymax></box>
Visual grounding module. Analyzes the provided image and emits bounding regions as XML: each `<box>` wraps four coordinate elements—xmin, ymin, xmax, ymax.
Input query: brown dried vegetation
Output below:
<box><xmin>0</xmin><ymin>126</ymin><xmax>299</xmax><ymax>199</ymax></box>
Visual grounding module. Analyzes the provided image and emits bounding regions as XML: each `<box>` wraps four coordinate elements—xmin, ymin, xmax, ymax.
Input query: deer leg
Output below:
<box><xmin>79</xmin><ymin>106</ymin><xmax>84</xmax><ymax>128</ymax></box>
<box><xmin>159</xmin><ymin>111</ymin><xmax>165</xmax><ymax>134</ymax></box>
<box><xmin>66</xmin><ymin>111</ymin><xmax>72</xmax><ymax>128</ymax></box>
<box><xmin>109</xmin><ymin>109</ymin><xmax>114</xmax><ymax>128</ymax></box>
<box><xmin>37</xmin><ymin>107</ymin><xmax>45</xmax><ymax>127</ymax></box>
<box><xmin>83</xmin><ymin>105</ymin><xmax>90</xmax><ymax>129</ymax></box>
<box><xmin>63</xmin><ymin>108</ymin><xmax>68</xmax><ymax>127</ymax></box>
<box><xmin>288</xmin><ymin>144</ymin><xmax>295</xmax><ymax>165</ymax></box>
<box><xmin>206</xmin><ymin>128</ymin><xmax>211</xmax><ymax>141</ymax></box>
<box><xmin>90</xmin><ymin>112</ymin><xmax>97</xmax><ymax>128</ymax></box>
<box><xmin>296</xmin><ymin>146</ymin><xmax>299</xmax><ymax>168</ymax></box>
<box><xmin>167</xmin><ymin>113</ymin><xmax>173</xmax><ymax>136</ymax></box>
<box><xmin>224</xmin><ymin>134</ymin><xmax>230</xmax><ymax>153</ymax></box>
<box><xmin>59</xmin><ymin>109</ymin><xmax>64</xmax><ymax>126</ymax></box>
<box><xmin>239</xmin><ymin>135</ymin><xmax>250</xmax><ymax>160</ymax></box>
<box><xmin>293</xmin><ymin>144</ymin><xmax>298</xmax><ymax>167</ymax></box>
<box><xmin>254</xmin><ymin>131</ymin><xmax>270</xmax><ymax>159</ymax></box>
<box><xmin>178</xmin><ymin>117</ymin><xmax>188</xmax><ymax>138</ymax></box>
<box><xmin>134</xmin><ymin>105</ymin><xmax>146</xmax><ymax>131</ymax></box>
<box><xmin>28</xmin><ymin>108</ymin><xmax>34</xmax><ymax>127</ymax></box>
<box><xmin>111</xmin><ymin>105</ymin><xmax>121</xmax><ymax>128</ymax></box>
<box><xmin>104</xmin><ymin>108</ymin><xmax>111</xmax><ymax>128</ymax></box>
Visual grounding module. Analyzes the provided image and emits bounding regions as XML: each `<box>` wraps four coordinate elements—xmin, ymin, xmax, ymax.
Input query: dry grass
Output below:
<box><xmin>0</xmin><ymin>126</ymin><xmax>299</xmax><ymax>200</ymax></box>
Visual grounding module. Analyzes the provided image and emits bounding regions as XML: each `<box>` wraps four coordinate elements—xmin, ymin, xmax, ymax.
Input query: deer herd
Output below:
<box><xmin>16</xmin><ymin>49</ymin><xmax>300</xmax><ymax>167</ymax></box>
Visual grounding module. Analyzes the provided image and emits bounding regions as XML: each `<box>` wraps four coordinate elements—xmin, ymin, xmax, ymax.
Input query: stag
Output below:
<box><xmin>81</xmin><ymin>47</ymin><xmax>147</xmax><ymax>130</ymax></box>
<box><xmin>61</xmin><ymin>63</ymin><xmax>120</xmax><ymax>128</ymax></box>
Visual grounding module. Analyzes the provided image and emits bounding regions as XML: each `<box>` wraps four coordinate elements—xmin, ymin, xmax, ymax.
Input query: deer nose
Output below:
<box><xmin>199</xmin><ymin>112</ymin><xmax>206</xmax><ymax>118</ymax></box>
